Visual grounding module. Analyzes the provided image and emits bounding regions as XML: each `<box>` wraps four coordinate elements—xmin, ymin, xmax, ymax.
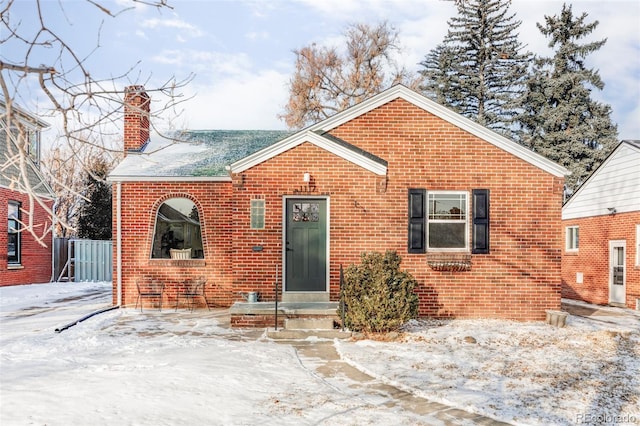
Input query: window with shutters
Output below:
<box><xmin>409</xmin><ymin>189</ymin><xmax>488</xmax><ymax>255</ymax></box>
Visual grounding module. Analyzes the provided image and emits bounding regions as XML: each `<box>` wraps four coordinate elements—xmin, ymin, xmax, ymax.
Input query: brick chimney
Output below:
<box><xmin>123</xmin><ymin>85</ymin><xmax>150</xmax><ymax>155</ymax></box>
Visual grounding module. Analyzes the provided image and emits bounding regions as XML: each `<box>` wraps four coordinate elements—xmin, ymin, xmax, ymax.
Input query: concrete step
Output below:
<box><xmin>285</xmin><ymin>317</ymin><xmax>335</xmax><ymax>330</ymax></box>
<box><xmin>266</xmin><ymin>328</ymin><xmax>352</xmax><ymax>340</ymax></box>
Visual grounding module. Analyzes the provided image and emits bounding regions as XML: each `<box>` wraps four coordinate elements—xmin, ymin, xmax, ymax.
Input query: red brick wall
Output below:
<box><xmin>115</xmin><ymin>98</ymin><xmax>564</xmax><ymax>320</ymax></box>
<box><xmin>562</xmin><ymin>211</ymin><xmax>640</xmax><ymax>309</ymax></box>
<box><xmin>232</xmin><ymin>99</ymin><xmax>564</xmax><ymax>320</ymax></box>
<box><xmin>112</xmin><ymin>182</ymin><xmax>234</xmax><ymax>307</ymax></box>
<box><xmin>0</xmin><ymin>189</ymin><xmax>54</xmax><ymax>286</ymax></box>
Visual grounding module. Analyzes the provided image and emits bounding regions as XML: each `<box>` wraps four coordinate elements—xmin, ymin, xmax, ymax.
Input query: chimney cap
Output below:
<box><xmin>125</xmin><ymin>85</ymin><xmax>147</xmax><ymax>94</ymax></box>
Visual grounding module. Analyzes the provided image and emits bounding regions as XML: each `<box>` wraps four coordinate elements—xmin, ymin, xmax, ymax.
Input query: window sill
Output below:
<box><xmin>564</xmin><ymin>251</ymin><xmax>579</xmax><ymax>256</ymax></box>
<box><xmin>7</xmin><ymin>264</ymin><xmax>24</xmax><ymax>270</ymax></box>
<box><xmin>427</xmin><ymin>253</ymin><xmax>471</xmax><ymax>272</ymax></box>
<box><xmin>149</xmin><ymin>259</ymin><xmax>206</xmax><ymax>267</ymax></box>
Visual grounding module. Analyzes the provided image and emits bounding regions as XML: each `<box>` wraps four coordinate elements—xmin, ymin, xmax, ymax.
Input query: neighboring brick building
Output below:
<box><xmin>562</xmin><ymin>140</ymin><xmax>640</xmax><ymax>310</ymax></box>
<box><xmin>1</xmin><ymin>101</ymin><xmax>55</xmax><ymax>286</ymax></box>
<box><xmin>109</xmin><ymin>85</ymin><xmax>569</xmax><ymax>322</ymax></box>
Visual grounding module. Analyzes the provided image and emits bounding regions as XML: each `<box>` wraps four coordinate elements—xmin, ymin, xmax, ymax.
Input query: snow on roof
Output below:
<box><xmin>108</xmin><ymin>130</ymin><xmax>292</xmax><ymax>181</ymax></box>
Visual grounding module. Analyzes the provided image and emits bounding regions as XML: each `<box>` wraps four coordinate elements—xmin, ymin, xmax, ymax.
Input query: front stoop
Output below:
<box><xmin>229</xmin><ymin>301</ymin><xmax>351</xmax><ymax>339</ymax></box>
<box><xmin>267</xmin><ymin>318</ymin><xmax>352</xmax><ymax>340</ymax></box>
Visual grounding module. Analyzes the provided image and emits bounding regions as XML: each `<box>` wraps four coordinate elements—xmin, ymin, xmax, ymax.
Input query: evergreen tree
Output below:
<box><xmin>77</xmin><ymin>158</ymin><xmax>112</xmax><ymax>240</ymax></box>
<box><xmin>419</xmin><ymin>0</ymin><xmax>532</xmax><ymax>139</ymax></box>
<box><xmin>519</xmin><ymin>4</ymin><xmax>618</xmax><ymax>194</ymax></box>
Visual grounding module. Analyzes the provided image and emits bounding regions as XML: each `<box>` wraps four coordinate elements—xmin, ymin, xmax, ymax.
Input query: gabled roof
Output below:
<box><xmin>230</xmin><ymin>130</ymin><xmax>387</xmax><ymax>176</ymax></box>
<box><xmin>108</xmin><ymin>130</ymin><xmax>292</xmax><ymax>181</ymax></box>
<box><xmin>312</xmin><ymin>85</ymin><xmax>569</xmax><ymax>177</ymax></box>
<box><xmin>230</xmin><ymin>85</ymin><xmax>569</xmax><ymax>178</ymax></box>
<box><xmin>0</xmin><ymin>100</ymin><xmax>55</xmax><ymax>198</ymax></box>
<box><xmin>562</xmin><ymin>140</ymin><xmax>640</xmax><ymax>219</ymax></box>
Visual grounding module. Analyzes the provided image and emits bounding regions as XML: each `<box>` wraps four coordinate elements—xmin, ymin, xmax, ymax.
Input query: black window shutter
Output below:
<box><xmin>472</xmin><ymin>189</ymin><xmax>490</xmax><ymax>254</ymax></box>
<box><xmin>408</xmin><ymin>189</ymin><xmax>426</xmax><ymax>253</ymax></box>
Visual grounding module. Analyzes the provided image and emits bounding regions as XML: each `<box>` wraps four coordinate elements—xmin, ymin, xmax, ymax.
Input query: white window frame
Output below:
<box><xmin>426</xmin><ymin>191</ymin><xmax>469</xmax><ymax>251</ymax></box>
<box><xmin>250</xmin><ymin>198</ymin><xmax>265</xmax><ymax>230</ymax></box>
<box><xmin>636</xmin><ymin>224</ymin><xmax>640</xmax><ymax>266</ymax></box>
<box><xmin>566</xmin><ymin>226</ymin><xmax>579</xmax><ymax>252</ymax></box>
<box><xmin>8</xmin><ymin>201</ymin><xmax>21</xmax><ymax>265</ymax></box>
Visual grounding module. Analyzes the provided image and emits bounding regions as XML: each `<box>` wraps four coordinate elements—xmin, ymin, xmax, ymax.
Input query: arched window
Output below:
<box><xmin>152</xmin><ymin>198</ymin><xmax>203</xmax><ymax>259</ymax></box>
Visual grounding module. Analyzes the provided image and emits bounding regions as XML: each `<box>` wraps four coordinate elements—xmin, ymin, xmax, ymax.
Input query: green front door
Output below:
<box><xmin>285</xmin><ymin>199</ymin><xmax>327</xmax><ymax>292</ymax></box>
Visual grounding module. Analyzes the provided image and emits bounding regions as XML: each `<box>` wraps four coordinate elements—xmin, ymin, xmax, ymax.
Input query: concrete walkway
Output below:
<box><xmin>281</xmin><ymin>339</ymin><xmax>510</xmax><ymax>425</ymax></box>
<box><xmin>222</xmin><ymin>299</ymin><xmax>639</xmax><ymax>425</ymax></box>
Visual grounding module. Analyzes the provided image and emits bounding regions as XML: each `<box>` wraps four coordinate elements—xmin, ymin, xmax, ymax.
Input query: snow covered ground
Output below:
<box><xmin>1</xmin><ymin>281</ymin><xmax>638</xmax><ymax>425</ymax></box>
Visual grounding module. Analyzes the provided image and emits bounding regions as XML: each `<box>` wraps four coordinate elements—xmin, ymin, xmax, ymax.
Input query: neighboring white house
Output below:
<box><xmin>562</xmin><ymin>140</ymin><xmax>640</xmax><ymax>310</ymax></box>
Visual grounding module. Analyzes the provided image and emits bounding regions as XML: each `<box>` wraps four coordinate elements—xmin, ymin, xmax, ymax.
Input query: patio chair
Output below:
<box><xmin>175</xmin><ymin>276</ymin><xmax>211</xmax><ymax>312</ymax></box>
<box><xmin>135</xmin><ymin>277</ymin><xmax>165</xmax><ymax>312</ymax></box>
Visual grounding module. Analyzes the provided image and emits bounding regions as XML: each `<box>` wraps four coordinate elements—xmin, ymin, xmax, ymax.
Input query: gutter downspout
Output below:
<box><xmin>116</xmin><ymin>181</ymin><xmax>122</xmax><ymax>306</ymax></box>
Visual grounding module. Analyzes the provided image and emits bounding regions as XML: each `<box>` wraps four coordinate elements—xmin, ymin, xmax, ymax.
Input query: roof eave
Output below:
<box><xmin>106</xmin><ymin>175</ymin><xmax>232</xmax><ymax>183</ymax></box>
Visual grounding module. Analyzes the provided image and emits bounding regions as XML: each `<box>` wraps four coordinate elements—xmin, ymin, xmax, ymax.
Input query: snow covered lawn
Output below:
<box><xmin>1</xmin><ymin>281</ymin><xmax>638</xmax><ymax>425</ymax></box>
<box><xmin>337</xmin><ymin>312</ymin><xmax>640</xmax><ymax>425</ymax></box>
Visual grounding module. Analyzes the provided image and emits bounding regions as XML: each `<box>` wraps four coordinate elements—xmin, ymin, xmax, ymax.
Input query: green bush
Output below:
<box><xmin>339</xmin><ymin>250</ymin><xmax>419</xmax><ymax>333</ymax></box>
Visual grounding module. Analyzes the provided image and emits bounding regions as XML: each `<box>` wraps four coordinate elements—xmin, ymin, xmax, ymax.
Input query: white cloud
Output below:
<box><xmin>150</xmin><ymin>49</ymin><xmax>253</xmax><ymax>76</ymax></box>
<box><xmin>245</xmin><ymin>31</ymin><xmax>270</xmax><ymax>41</ymax></box>
<box><xmin>141</xmin><ymin>17</ymin><xmax>204</xmax><ymax>38</ymax></box>
<box><xmin>173</xmin><ymin>70</ymin><xmax>290</xmax><ymax>130</ymax></box>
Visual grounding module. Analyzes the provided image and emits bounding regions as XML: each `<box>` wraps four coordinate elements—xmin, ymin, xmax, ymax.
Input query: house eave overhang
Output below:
<box><xmin>0</xmin><ymin>100</ymin><xmax>50</xmax><ymax>129</ymax></box>
<box><xmin>106</xmin><ymin>175</ymin><xmax>232</xmax><ymax>183</ymax></box>
<box><xmin>308</xmin><ymin>85</ymin><xmax>570</xmax><ymax>178</ymax></box>
<box><xmin>230</xmin><ymin>130</ymin><xmax>387</xmax><ymax>176</ymax></box>
<box><xmin>562</xmin><ymin>140</ymin><xmax>640</xmax><ymax>218</ymax></box>
<box><xmin>0</xmin><ymin>183</ymin><xmax>56</xmax><ymax>200</ymax></box>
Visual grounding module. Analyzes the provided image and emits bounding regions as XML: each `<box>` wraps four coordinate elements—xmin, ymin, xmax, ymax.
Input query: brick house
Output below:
<box><xmin>109</xmin><ymin>85</ymin><xmax>569</xmax><ymax>323</ymax></box>
<box><xmin>1</xmin><ymin>100</ymin><xmax>55</xmax><ymax>286</ymax></box>
<box><xmin>562</xmin><ymin>140</ymin><xmax>640</xmax><ymax>310</ymax></box>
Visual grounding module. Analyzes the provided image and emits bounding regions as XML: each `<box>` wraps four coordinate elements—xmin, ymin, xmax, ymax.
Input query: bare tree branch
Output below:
<box><xmin>280</xmin><ymin>21</ymin><xmax>419</xmax><ymax>129</ymax></box>
<box><xmin>1</xmin><ymin>0</ymin><xmax>193</xmax><ymax>245</ymax></box>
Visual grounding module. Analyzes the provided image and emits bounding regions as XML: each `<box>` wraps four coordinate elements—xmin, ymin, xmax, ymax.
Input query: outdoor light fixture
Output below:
<box><xmin>303</xmin><ymin>172</ymin><xmax>310</xmax><ymax>183</ymax></box>
<box><xmin>607</xmin><ymin>207</ymin><xmax>617</xmax><ymax>215</ymax></box>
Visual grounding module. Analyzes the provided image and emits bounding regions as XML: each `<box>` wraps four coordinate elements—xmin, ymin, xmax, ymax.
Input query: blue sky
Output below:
<box><xmin>5</xmin><ymin>0</ymin><xmax>640</xmax><ymax>139</ymax></box>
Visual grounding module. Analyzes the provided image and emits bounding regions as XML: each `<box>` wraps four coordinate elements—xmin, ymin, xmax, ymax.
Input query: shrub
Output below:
<box><xmin>340</xmin><ymin>250</ymin><xmax>419</xmax><ymax>333</ymax></box>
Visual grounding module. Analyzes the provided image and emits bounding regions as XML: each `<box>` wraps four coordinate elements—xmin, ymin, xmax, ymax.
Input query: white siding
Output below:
<box><xmin>563</xmin><ymin>143</ymin><xmax>640</xmax><ymax>220</ymax></box>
